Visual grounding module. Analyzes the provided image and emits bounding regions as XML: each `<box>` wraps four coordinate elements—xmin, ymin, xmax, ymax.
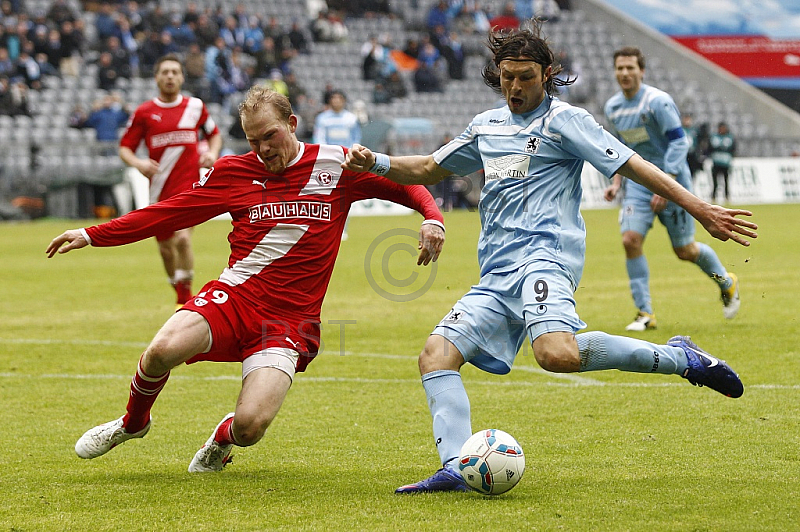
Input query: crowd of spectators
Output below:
<box><xmin>0</xmin><ymin>0</ymin><xmax>322</xmax><ymax>113</ymax></box>
<box><xmin>0</xmin><ymin>0</ymin><xmax>575</xmax><ymax>120</ymax></box>
<box><xmin>356</xmin><ymin>0</ymin><xmax>573</xmax><ymax>104</ymax></box>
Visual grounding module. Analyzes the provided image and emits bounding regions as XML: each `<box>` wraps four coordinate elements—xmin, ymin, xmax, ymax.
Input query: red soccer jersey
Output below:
<box><xmin>119</xmin><ymin>94</ymin><xmax>220</xmax><ymax>204</ymax></box>
<box><xmin>85</xmin><ymin>143</ymin><xmax>443</xmax><ymax>320</ymax></box>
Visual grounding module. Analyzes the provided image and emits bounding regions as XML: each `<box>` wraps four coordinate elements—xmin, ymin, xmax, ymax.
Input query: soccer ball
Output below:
<box><xmin>458</xmin><ymin>429</ymin><xmax>525</xmax><ymax>495</ymax></box>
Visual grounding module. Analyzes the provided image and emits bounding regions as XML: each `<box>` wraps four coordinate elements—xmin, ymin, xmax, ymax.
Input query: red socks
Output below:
<box><xmin>214</xmin><ymin>416</ymin><xmax>237</xmax><ymax>446</ymax></box>
<box><xmin>122</xmin><ymin>357</ymin><xmax>170</xmax><ymax>433</ymax></box>
<box><xmin>174</xmin><ymin>279</ymin><xmax>193</xmax><ymax>305</ymax></box>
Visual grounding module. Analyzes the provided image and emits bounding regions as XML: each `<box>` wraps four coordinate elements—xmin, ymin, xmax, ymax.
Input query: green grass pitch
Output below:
<box><xmin>0</xmin><ymin>204</ymin><xmax>798</xmax><ymax>531</ymax></box>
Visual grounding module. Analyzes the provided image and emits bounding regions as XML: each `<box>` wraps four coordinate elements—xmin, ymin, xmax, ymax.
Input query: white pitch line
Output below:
<box><xmin>0</xmin><ymin>338</ymin><xmax>150</xmax><ymax>348</ymax></box>
<box><xmin>0</xmin><ymin>372</ymin><xmax>797</xmax><ymax>390</ymax></box>
<box><xmin>2</xmin><ymin>338</ymin><xmax>798</xmax><ymax>389</ymax></box>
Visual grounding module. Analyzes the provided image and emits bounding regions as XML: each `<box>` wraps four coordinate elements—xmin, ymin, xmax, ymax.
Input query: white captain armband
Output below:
<box><xmin>422</xmin><ymin>219</ymin><xmax>445</xmax><ymax>232</ymax></box>
<box><xmin>369</xmin><ymin>152</ymin><xmax>391</xmax><ymax>176</ymax></box>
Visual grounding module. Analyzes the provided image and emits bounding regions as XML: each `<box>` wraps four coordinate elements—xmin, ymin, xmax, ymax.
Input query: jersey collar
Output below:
<box><xmin>254</xmin><ymin>142</ymin><xmax>305</xmax><ymax>169</ymax></box>
<box><xmin>154</xmin><ymin>94</ymin><xmax>184</xmax><ymax>108</ymax></box>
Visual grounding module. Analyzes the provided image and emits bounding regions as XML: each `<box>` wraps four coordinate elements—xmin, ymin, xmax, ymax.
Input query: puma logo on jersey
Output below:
<box><xmin>285</xmin><ymin>337</ymin><xmax>301</xmax><ymax>350</ymax></box>
<box><xmin>252</xmin><ymin>180</ymin><xmax>267</xmax><ymax>189</ymax></box>
<box><xmin>151</xmin><ymin>114</ymin><xmax>162</xmax><ymax>122</ymax></box>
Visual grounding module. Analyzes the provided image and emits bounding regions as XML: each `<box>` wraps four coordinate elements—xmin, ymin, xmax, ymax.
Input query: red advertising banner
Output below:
<box><xmin>673</xmin><ymin>36</ymin><xmax>800</xmax><ymax>78</ymax></box>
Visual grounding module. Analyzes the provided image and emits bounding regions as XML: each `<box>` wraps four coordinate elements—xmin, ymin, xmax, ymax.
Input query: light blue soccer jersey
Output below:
<box><xmin>312</xmin><ymin>109</ymin><xmax>362</xmax><ymax>147</ymax></box>
<box><xmin>604</xmin><ymin>84</ymin><xmax>691</xmax><ymax>201</ymax></box>
<box><xmin>432</xmin><ymin>94</ymin><xmax>634</xmax><ymax>286</ymax></box>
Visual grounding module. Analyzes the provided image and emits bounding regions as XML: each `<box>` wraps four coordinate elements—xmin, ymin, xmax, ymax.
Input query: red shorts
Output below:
<box><xmin>183</xmin><ymin>280</ymin><xmax>321</xmax><ymax>372</ymax></box>
<box><xmin>155</xmin><ymin>231</ymin><xmax>175</xmax><ymax>243</ymax></box>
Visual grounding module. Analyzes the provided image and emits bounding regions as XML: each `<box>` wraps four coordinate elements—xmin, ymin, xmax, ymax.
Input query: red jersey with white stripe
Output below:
<box><xmin>85</xmin><ymin>143</ymin><xmax>443</xmax><ymax>320</ymax></box>
<box><xmin>120</xmin><ymin>94</ymin><xmax>220</xmax><ymax>204</ymax></box>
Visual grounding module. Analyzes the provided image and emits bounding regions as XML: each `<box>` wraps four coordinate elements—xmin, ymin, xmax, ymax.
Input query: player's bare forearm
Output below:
<box><xmin>118</xmin><ymin>146</ymin><xmax>138</xmax><ymax>168</ymax></box>
<box><xmin>46</xmin><ymin>229</ymin><xmax>88</xmax><ymax>258</ymax></box>
<box><xmin>119</xmin><ymin>146</ymin><xmax>158</xmax><ymax>178</ymax></box>
<box><xmin>342</xmin><ymin>144</ymin><xmax>451</xmax><ymax>185</ymax></box>
<box><xmin>603</xmin><ymin>174</ymin><xmax>623</xmax><ymax>202</ymax></box>
<box><xmin>200</xmin><ymin>134</ymin><xmax>223</xmax><ymax>167</ymax></box>
<box><xmin>618</xmin><ymin>155</ymin><xmax>758</xmax><ymax>245</ymax></box>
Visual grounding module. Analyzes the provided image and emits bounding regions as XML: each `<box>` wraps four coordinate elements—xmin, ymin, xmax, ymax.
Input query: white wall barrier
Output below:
<box><xmin>581</xmin><ymin>157</ymin><xmax>800</xmax><ymax>209</ymax></box>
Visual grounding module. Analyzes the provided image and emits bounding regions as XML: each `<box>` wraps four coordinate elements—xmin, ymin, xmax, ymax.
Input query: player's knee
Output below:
<box><xmin>232</xmin><ymin>412</ymin><xmax>271</xmax><ymax>446</ymax></box>
<box><xmin>174</xmin><ymin>233</ymin><xmax>192</xmax><ymax>252</ymax></box>
<box><xmin>534</xmin><ymin>344</ymin><xmax>579</xmax><ymax>373</ymax></box>
<box><xmin>674</xmin><ymin>243</ymin><xmax>698</xmax><ymax>262</ymax></box>
<box><xmin>419</xmin><ymin>335</ymin><xmax>462</xmax><ymax>374</ymax></box>
<box><xmin>621</xmin><ymin>233</ymin><xmax>642</xmax><ymax>254</ymax></box>
<box><xmin>143</xmin><ymin>329</ymin><xmax>187</xmax><ymax>374</ymax></box>
<box><xmin>141</xmin><ymin>344</ymin><xmax>174</xmax><ymax>376</ymax></box>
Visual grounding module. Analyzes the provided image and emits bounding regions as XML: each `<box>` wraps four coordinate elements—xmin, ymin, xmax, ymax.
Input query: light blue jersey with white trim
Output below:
<box><xmin>432</xmin><ymin>95</ymin><xmax>633</xmax><ymax>285</ymax></box>
<box><xmin>604</xmin><ymin>84</ymin><xmax>691</xmax><ymax>201</ymax></box>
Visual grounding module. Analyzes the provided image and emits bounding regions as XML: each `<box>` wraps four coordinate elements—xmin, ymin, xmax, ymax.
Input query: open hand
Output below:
<box><xmin>46</xmin><ymin>229</ymin><xmax>89</xmax><ymax>258</ymax></box>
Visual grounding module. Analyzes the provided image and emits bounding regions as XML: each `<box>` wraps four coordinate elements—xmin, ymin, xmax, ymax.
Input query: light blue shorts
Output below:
<box><xmin>619</xmin><ymin>196</ymin><xmax>696</xmax><ymax>248</ymax></box>
<box><xmin>431</xmin><ymin>261</ymin><xmax>587</xmax><ymax>375</ymax></box>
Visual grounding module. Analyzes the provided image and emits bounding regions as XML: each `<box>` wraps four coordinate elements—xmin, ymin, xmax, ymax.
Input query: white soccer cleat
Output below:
<box><xmin>75</xmin><ymin>416</ymin><xmax>151</xmax><ymax>459</ymax></box>
<box><xmin>625</xmin><ymin>311</ymin><xmax>657</xmax><ymax>331</ymax></box>
<box><xmin>721</xmin><ymin>273</ymin><xmax>740</xmax><ymax>319</ymax></box>
<box><xmin>188</xmin><ymin>412</ymin><xmax>235</xmax><ymax>473</ymax></box>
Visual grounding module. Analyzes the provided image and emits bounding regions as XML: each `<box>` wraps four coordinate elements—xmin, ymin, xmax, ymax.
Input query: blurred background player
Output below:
<box><xmin>603</xmin><ymin>47</ymin><xmax>740</xmax><ymax>330</ymax></box>
<box><xmin>118</xmin><ymin>54</ymin><xmax>223</xmax><ymax>307</ymax></box>
<box><xmin>313</xmin><ymin>89</ymin><xmax>361</xmax><ymax>240</ymax></box>
<box><xmin>709</xmin><ymin>121</ymin><xmax>736</xmax><ymax>204</ymax></box>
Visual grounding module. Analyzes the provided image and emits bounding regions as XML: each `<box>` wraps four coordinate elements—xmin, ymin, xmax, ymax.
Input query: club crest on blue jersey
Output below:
<box><xmin>525</xmin><ymin>137</ymin><xmax>541</xmax><ymax>154</ymax></box>
<box><xmin>443</xmin><ymin>309</ymin><xmax>463</xmax><ymax>323</ymax></box>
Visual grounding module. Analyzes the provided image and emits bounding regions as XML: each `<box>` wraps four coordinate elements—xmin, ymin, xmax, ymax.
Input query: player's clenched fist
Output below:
<box><xmin>342</xmin><ymin>143</ymin><xmax>376</xmax><ymax>173</ymax></box>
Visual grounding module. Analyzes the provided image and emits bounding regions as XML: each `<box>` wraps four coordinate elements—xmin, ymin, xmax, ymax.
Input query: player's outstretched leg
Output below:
<box><xmin>395</xmin><ymin>467</ymin><xmax>470</xmax><ymax>494</ymax></box>
<box><xmin>721</xmin><ymin>272</ymin><xmax>740</xmax><ymax>319</ymax></box>
<box><xmin>188</xmin><ymin>412</ymin><xmax>235</xmax><ymax>472</ymax></box>
<box><xmin>75</xmin><ymin>416</ymin><xmax>151</xmax><ymax>459</ymax></box>
<box><xmin>668</xmin><ymin>336</ymin><xmax>743</xmax><ymax>398</ymax></box>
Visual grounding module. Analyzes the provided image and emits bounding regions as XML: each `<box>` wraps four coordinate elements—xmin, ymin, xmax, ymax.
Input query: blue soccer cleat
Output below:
<box><xmin>395</xmin><ymin>467</ymin><xmax>470</xmax><ymax>494</ymax></box>
<box><xmin>668</xmin><ymin>336</ymin><xmax>744</xmax><ymax>398</ymax></box>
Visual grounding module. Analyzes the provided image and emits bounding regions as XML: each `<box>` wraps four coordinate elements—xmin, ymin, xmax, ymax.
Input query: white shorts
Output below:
<box><xmin>242</xmin><ymin>347</ymin><xmax>300</xmax><ymax>382</ymax></box>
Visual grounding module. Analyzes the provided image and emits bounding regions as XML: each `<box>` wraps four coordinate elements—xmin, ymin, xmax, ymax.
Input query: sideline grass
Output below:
<box><xmin>0</xmin><ymin>204</ymin><xmax>797</xmax><ymax>531</ymax></box>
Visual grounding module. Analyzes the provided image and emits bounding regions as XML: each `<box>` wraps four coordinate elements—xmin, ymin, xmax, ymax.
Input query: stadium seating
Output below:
<box><xmin>2</xmin><ymin>0</ymin><xmax>799</xmax><ymax>211</ymax></box>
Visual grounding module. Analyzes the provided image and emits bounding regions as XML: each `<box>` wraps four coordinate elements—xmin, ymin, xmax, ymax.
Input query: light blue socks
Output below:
<box><xmin>577</xmin><ymin>331</ymin><xmax>688</xmax><ymax>374</ymax></box>
<box><xmin>422</xmin><ymin>370</ymin><xmax>472</xmax><ymax>468</ymax></box>
<box><xmin>694</xmin><ymin>242</ymin><xmax>732</xmax><ymax>290</ymax></box>
<box><xmin>626</xmin><ymin>255</ymin><xmax>652</xmax><ymax>313</ymax></box>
